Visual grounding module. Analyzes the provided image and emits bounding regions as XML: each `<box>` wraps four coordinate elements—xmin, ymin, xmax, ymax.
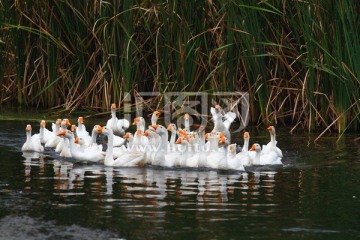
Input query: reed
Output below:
<box><xmin>0</xmin><ymin>0</ymin><xmax>359</xmax><ymax>137</ymax></box>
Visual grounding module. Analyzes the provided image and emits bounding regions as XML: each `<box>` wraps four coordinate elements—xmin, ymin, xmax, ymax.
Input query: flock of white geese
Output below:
<box><xmin>21</xmin><ymin>104</ymin><xmax>283</xmax><ymax>171</ymax></box>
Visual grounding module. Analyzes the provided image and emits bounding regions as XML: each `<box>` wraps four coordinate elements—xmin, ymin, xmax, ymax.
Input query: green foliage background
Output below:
<box><xmin>0</xmin><ymin>0</ymin><xmax>359</xmax><ymax>133</ymax></box>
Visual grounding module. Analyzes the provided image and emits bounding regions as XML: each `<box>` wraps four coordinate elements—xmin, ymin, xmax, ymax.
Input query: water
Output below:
<box><xmin>0</xmin><ymin>120</ymin><xmax>359</xmax><ymax>239</ymax></box>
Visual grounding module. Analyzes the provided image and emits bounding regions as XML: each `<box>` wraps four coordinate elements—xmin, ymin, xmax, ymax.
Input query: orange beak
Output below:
<box><xmin>57</xmin><ymin>130</ymin><xmax>67</xmax><ymax>136</ymax></box>
<box><xmin>136</xmin><ymin>130</ymin><xmax>142</xmax><ymax>136</ymax></box>
<box><xmin>144</xmin><ymin>130</ymin><xmax>149</xmax><ymax>136</ymax></box>
<box><xmin>74</xmin><ymin>137</ymin><xmax>79</xmax><ymax>144</ymax></box>
<box><xmin>97</xmin><ymin>126</ymin><xmax>103</xmax><ymax>133</ymax></box>
<box><xmin>205</xmin><ymin>133</ymin><xmax>209</xmax><ymax>140</ymax></box>
<box><xmin>175</xmin><ymin>138</ymin><xmax>182</xmax><ymax>144</ymax></box>
<box><xmin>219</xmin><ymin>137</ymin><xmax>226</xmax><ymax>144</ymax></box>
<box><xmin>244</xmin><ymin>132</ymin><xmax>249</xmax><ymax>138</ymax></box>
<box><xmin>230</xmin><ymin>145</ymin><xmax>235</xmax><ymax>151</ymax></box>
<box><xmin>26</xmin><ymin>125</ymin><xmax>32</xmax><ymax>131</ymax></box>
<box><xmin>219</xmin><ymin>132</ymin><xmax>225</xmax><ymax>138</ymax></box>
<box><xmin>215</xmin><ymin>104</ymin><xmax>220</xmax><ymax>110</ymax></box>
<box><xmin>65</xmin><ymin>119</ymin><xmax>71</xmax><ymax>126</ymax></box>
<box><xmin>78</xmin><ymin>117</ymin><xmax>84</xmax><ymax>124</ymax></box>
<box><xmin>154</xmin><ymin>111</ymin><xmax>161</xmax><ymax>118</ymax></box>
<box><xmin>151</xmin><ymin>125</ymin><xmax>159</xmax><ymax>129</ymax></box>
<box><xmin>178</xmin><ymin>129</ymin><xmax>187</xmax><ymax>137</ymax></box>
<box><xmin>132</xmin><ymin>117</ymin><xmax>140</xmax><ymax>125</ymax></box>
<box><xmin>123</xmin><ymin>133</ymin><xmax>130</xmax><ymax>139</ymax></box>
<box><xmin>57</xmin><ymin>119</ymin><xmax>62</xmax><ymax>125</ymax></box>
<box><xmin>71</xmin><ymin>125</ymin><xmax>76</xmax><ymax>132</ymax></box>
<box><xmin>41</xmin><ymin>121</ymin><xmax>46</xmax><ymax>128</ymax></box>
<box><xmin>111</xmin><ymin>103</ymin><xmax>116</xmax><ymax>109</ymax></box>
<box><xmin>267</xmin><ymin>126</ymin><xmax>273</xmax><ymax>131</ymax></box>
<box><xmin>250</xmin><ymin>144</ymin><xmax>256</xmax><ymax>151</ymax></box>
<box><xmin>167</xmin><ymin>124</ymin><xmax>173</xmax><ymax>131</ymax></box>
<box><xmin>184</xmin><ymin>113</ymin><xmax>190</xmax><ymax>120</ymax></box>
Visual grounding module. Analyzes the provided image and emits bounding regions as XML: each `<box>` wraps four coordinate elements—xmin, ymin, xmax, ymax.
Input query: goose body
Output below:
<box><xmin>45</xmin><ymin>119</ymin><xmax>62</xmax><ymax>148</ymax></box>
<box><xmin>236</xmin><ymin>132</ymin><xmax>251</xmax><ymax>166</ymax></box>
<box><xmin>106</xmin><ymin>103</ymin><xmax>130</xmax><ymax>136</ymax></box>
<box><xmin>57</xmin><ymin>129</ymin><xmax>105</xmax><ymax>163</ymax></box>
<box><xmin>22</xmin><ymin>125</ymin><xmax>44</xmax><ymax>152</ymax></box>
<box><xmin>226</xmin><ymin>144</ymin><xmax>245</xmax><ymax>171</ymax></box>
<box><xmin>250</xmin><ymin>143</ymin><xmax>283</xmax><ymax>165</ymax></box>
<box><xmin>102</xmin><ymin>127</ymin><xmax>145</xmax><ymax>167</ymax></box>
<box><xmin>262</xmin><ymin>126</ymin><xmax>283</xmax><ymax>158</ymax></box>
<box><xmin>32</xmin><ymin>120</ymin><xmax>52</xmax><ymax>145</ymax></box>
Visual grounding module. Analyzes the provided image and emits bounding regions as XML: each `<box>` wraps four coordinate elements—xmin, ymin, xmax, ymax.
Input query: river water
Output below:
<box><xmin>0</xmin><ymin>120</ymin><xmax>359</xmax><ymax>239</ymax></box>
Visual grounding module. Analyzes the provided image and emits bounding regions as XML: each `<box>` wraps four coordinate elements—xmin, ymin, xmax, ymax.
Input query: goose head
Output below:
<box><xmin>40</xmin><ymin>120</ymin><xmax>46</xmax><ymax>128</ymax></box>
<box><xmin>228</xmin><ymin>144</ymin><xmax>236</xmax><ymax>153</ymax></box>
<box><xmin>78</xmin><ymin>117</ymin><xmax>84</xmax><ymax>124</ymax></box>
<box><xmin>152</xmin><ymin>124</ymin><xmax>167</xmax><ymax>135</ymax></box>
<box><xmin>167</xmin><ymin>123</ymin><xmax>177</xmax><ymax>133</ymax></box>
<box><xmin>250</xmin><ymin>143</ymin><xmax>262</xmax><ymax>153</ymax></box>
<box><xmin>176</xmin><ymin>136</ymin><xmax>189</xmax><ymax>145</ymax></box>
<box><xmin>123</xmin><ymin>132</ymin><xmax>133</xmax><ymax>140</ymax></box>
<box><xmin>151</xmin><ymin>111</ymin><xmax>161</xmax><ymax>125</ymax></box>
<box><xmin>267</xmin><ymin>126</ymin><xmax>276</xmax><ymax>135</ymax></box>
<box><xmin>96</xmin><ymin>125</ymin><xmax>104</xmax><ymax>134</ymax></box>
<box><xmin>218</xmin><ymin>136</ymin><xmax>229</xmax><ymax>147</ymax></box>
<box><xmin>26</xmin><ymin>124</ymin><xmax>32</xmax><ymax>133</ymax></box>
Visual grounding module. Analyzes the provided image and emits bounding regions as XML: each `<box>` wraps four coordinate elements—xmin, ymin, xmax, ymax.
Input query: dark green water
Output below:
<box><xmin>0</xmin><ymin>120</ymin><xmax>359</xmax><ymax>239</ymax></box>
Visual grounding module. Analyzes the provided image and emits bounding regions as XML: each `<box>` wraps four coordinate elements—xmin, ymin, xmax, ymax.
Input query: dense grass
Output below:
<box><xmin>0</xmin><ymin>0</ymin><xmax>359</xmax><ymax>135</ymax></box>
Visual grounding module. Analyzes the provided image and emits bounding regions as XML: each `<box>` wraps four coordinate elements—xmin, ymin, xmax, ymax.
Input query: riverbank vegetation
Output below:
<box><xmin>0</xmin><ymin>1</ymin><xmax>359</xmax><ymax>136</ymax></box>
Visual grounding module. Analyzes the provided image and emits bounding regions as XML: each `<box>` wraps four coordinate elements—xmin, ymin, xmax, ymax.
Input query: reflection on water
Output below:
<box><xmin>22</xmin><ymin>156</ymin><xmax>279</xmax><ymax>214</ymax></box>
<box><xmin>1</xmin><ymin>120</ymin><xmax>359</xmax><ymax>239</ymax></box>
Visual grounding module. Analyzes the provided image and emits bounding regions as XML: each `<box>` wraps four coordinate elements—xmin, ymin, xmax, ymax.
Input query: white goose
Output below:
<box><xmin>211</xmin><ymin>105</ymin><xmax>233</xmax><ymax>142</ymax></box>
<box><xmin>198</xmin><ymin>125</ymin><xmax>206</xmax><ymax>148</ymax></box>
<box><xmin>76</xmin><ymin>117</ymin><xmax>91</xmax><ymax>145</ymax></box>
<box><xmin>57</xmin><ymin>129</ymin><xmax>105</xmax><ymax>163</ymax></box>
<box><xmin>262</xmin><ymin>126</ymin><xmax>283</xmax><ymax>158</ymax></box>
<box><xmin>151</xmin><ymin>111</ymin><xmax>161</xmax><ymax>126</ymax></box>
<box><xmin>101</xmin><ymin>127</ymin><xmax>145</xmax><ymax>167</ymax></box>
<box><xmin>184</xmin><ymin>133</ymin><xmax>200</xmax><ymax>168</ymax></box>
<box><xmin>203</xmin><ymin>132</ymin><xmax>226</xmax><ymax>169</ymax></box>
<box><xmin>132</xmin><ymin>117</ymin><xmax>146</xmax><ymax>132</ymax></box>
<box><xmin>32</xmin><ymin>120</ymin><xmax>52</xmax><ymax>145</ymax></box>
<box><xmin>22</xmin><ymin>124</ymin><xmax>44</xmax><ymax>152</ymax></box>
<box><xmin>249</xmin><ymin>143</ymin><xmax>283</xmax><ymax>165</ymax></box>
<box><xmin>226</xmin><ymin>144</ymin><xmax>245</xmax><ymax>171</ymax></box>
<box><xmin>236</xmin><ymin>132</ymin><xmax>251</xmax><ymax>166</ymax></box>
<box><xmin>55</xmin><ymin>119</ymin><xmax>71</xmax><ymax>153</ymax></box>
<box><xmin>132</xmin><ymin>117</ymin><xmax>149</xmax><ymax>146</ymax></box>
<box><xmin>184</xmin><ymin>113</ymin><xmax>191</xmax><ymax>132</ymax></box>
<box><xmin>45</xmin><ymin>119</ymin><xmax>62</xmax><ymax>148</ymax></box>
<box><xmin>106</xmin><ymin>103</ymin><xmax>130</xmax><ymax>136</ymax></box>
<box><xmin>150</xmin><ymin>124</ymin><xmax>182</xmax><ymax>168</ymax></box>
<box><xmin>167</xmin><ymin>123</ymin><xmax>178</xmax><ymax>151</ymax></box>
<box><xmin>59</xmin><ymin>136</ymin><xmax>71</xmax><ymax>158</ymax></box>
<box><xmin>175</xmin><ymin>136</ymin><xmax>190</xmax><ymax>167</ymax></box>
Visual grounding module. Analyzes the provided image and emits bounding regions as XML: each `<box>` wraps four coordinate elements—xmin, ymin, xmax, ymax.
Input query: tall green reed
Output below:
<box><xmin>0</xmin><ymin>0</ymin><xmax>358</xmax><ymax>136</ymax></box>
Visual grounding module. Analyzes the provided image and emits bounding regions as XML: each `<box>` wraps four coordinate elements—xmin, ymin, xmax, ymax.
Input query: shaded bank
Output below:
<box><xmin>0</xmin><ymin>1</ymin><xmax>359</xmax><ymax>135</ymax></box>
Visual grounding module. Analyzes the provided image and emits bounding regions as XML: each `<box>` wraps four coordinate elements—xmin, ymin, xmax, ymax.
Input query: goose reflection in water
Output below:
<box><xmin>21</xmin><ymin>158</ymin><xmax>278</xmax><ymax>213</ymax></box>
<box><xmin>22</xmin><ymin>152</ymin><xmax>45</xmax><ymax>185</ymax></box>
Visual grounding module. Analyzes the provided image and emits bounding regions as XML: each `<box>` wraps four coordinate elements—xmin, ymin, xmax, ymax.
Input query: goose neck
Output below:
<box><xmin>243</xmin><ymin>138</ymin><xmax>249</xmax><ymax>152</ymax></box>
<box><xmin>26</xmin><ymin>131</ymin><xmax>32</xmax><ymax>142</ymax></box>
<box><xmin>170</xmin><ymin>131</ymin><xmax>176</xmax><ymax>144</ymax></box>
<box><xmin>105</xmin><ymin>132</ymin><xmax>114</xmax><ymax>163</ymax></box>
<box><xmin>90</xmin><ymin>130</ymin><xmax>97</xmax><ymax>145</ymax></box>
